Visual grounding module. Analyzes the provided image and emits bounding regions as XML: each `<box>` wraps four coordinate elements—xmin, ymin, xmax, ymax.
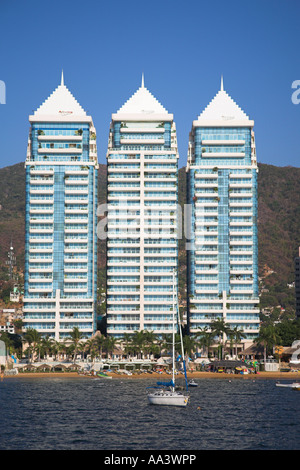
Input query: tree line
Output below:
<box><xmin>1</xmin><ymin>315</ymin><xmax>300</xmax><ymax>365</ymax></box>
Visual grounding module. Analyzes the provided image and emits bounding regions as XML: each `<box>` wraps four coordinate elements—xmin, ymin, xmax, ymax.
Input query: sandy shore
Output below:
<box><xmin>3</xmin><ymin>370</ymin><xmax>299</xmax><ymax>380</ymax></box>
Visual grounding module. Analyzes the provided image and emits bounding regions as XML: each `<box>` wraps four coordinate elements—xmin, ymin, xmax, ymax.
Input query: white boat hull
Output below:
<box><xmin>147</xmin><ymin>390</ymin><xmax>189</xmax><ymax>407</ymax></box>
<box><xmin>188</xmin><ymin>381</ymin><xmax>198</xmax><ymax>387</ymax></box>
<box><xmin>276</xmin><ymin>382</ymin><xmax>300</xmax><ymax>389</ymax></box>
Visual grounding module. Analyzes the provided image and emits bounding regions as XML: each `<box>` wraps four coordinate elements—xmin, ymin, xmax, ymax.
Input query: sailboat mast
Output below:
<box><xmin>177</xmin><ymin>286</ymin><xmax>189</xmax><ymax>391</ymax></box>
<box><xmin>172</xmin><ymin>269</ymin><xmax>176</xmax><ymax>391</ymax></box>
<box><xmin>178</xmin><ymin>300</ymin><xmax>185</xmax><ymax>368</ymax></box>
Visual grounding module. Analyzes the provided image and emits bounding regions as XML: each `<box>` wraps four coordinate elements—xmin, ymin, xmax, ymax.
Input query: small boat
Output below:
<box><xmin>97</xmin><ymin>372</ymin><xmax>112</xmax><ymax>379</ymax></box>
<box><xmin>147</xmin><ymin>270</ymin><xmax>189</xmax><ymax>407</ymax></box>
<box><xmin>188</xmin><ymin>379</ymin><xmax>198</xmax><ymax>387</ymax></box>
<box><xmin>276</xmin><ymin>381</ymin><xmax>300</xmax><ymax>389</ymax></box>
<box><xmin>292</xmin><ymin>383</ymin><xmax>300</xmax><ymax>390</ymax></box>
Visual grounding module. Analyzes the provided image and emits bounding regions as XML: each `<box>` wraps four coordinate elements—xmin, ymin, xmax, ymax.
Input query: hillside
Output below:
<box><xmin>257</xmin><ymin>163</ymin><xmax>300</xmax><ymax>283</ymax></box>
<box><xmin>0</xmin><ymin>161</ymin><xmax>299</xmax><ymax>314</ymax></box>
<box><xmin>257</xmin><ymin>164</ymin><xmax>300</xmax><ymax>314</ymax></box>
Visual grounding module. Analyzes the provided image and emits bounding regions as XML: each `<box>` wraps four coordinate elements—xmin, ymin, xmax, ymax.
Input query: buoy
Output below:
<box><xmin>197</xmin><ymin>406</ymin><xmax>201</xmax><ymax>410</ymax></box>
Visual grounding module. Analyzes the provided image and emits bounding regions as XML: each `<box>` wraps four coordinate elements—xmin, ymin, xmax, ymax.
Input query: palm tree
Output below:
<box><xmin>160</xmin><ymin>333</ymin><xmax>172</xmax><ymax>357</ymax></box>
<box><xmin>53</xmin><ymin>340</ymin><xmax>67</xmax><ymax>362</ymax></box>
<box><xmin>68</xmin><ymin>327</ymin><xmax>84</xmax><ymax>364</ymax></box>
<box><xmin>183</xmin><ymin>335</ymin><xmax>196</xmax><ymax>358</ymax></box>
<box><xmin>228</xmin><ymin>326</ymin><xmax>246</xmax><ymax>359</ymax></box>
<box><xmin>79</xmin><ymin>341</ymin><xmax>88</xmax><ymax>361</ymax></box>
<box><xmin>122</xmin><ymin>333</ymin><xmax>134</xmax><ymax>359</ymax></box>
<box><xmin>196</xmin><ymin>327</ymin><xmax>215</xmax><ymax>359</ymax></box>
<box><xmin>254</xmin><ymin>323</ymin><xmax>278</xmax><ymax>364</ymax></box>
<box><xmin>48</xmin><ymin>338</ymin><xmax>59</xmax><ymax>361</ymax></box>
<box><xmin>89</xmin><ymin>345</ymin><xmax>98</xmax><ymax>368</ymax></box>
<box><xmin>40</xmin><ymin>335</ymin><xmax>53</xmax><ymax>361</ymax></box>
<box><xmin>103</xmin><ymin>336</ymin><xmax>118</xmax><ymax>360</ymax></box>
<box><xmin>23</xmin><ymin>328</ymin><xmax>42</xmax><ymax>363</ymax></box>
<box><xmin>35</xmin><ymin>338</ymin><xmax>45</xmax><ymax>362</ymax></box>
<box><xmin>84</xmin><ymin>339</ymin><xmax>97</xmax><ymax>366</ymax></box>
<box><xmin>182</xmin><ymin>335</ymin><xmax>197</xmax><ymax>370</ymax></box>
<box><xmin>131</xmin><ymin>330</ymin><xmax>147</xmax><ymax>359</ymax></box>
<box><xmin>210</xmin><ymin>318</ymin><xmax>231</xmax><ymax>360</ymax></box>
<box><xmin>94</xmin><ymin>334</ymin><xmax>106</xmax><ymax>361</ymax></box>
<box><xmin>143</xmin><ymin>330</ymin><xmax>159</xmax><ymax>359</ymax></box>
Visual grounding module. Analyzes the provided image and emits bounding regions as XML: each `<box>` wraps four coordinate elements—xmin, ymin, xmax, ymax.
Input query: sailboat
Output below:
<box><xmin>147</xmin><ymin>270</ymin><xmax>190</xmax><ymax>407</ymax></box>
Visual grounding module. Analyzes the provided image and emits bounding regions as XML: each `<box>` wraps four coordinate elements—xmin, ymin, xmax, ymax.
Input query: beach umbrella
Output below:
<box><xmin>36</xmin><ymin>363</ymin><xmax>52</xmax><ymax>371</ymax></box>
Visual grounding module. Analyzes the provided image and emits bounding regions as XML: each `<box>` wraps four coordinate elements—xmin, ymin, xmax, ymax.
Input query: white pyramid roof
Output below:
<box><xmin>30</xmin><ymin>72</ymin><xmax>91</xmax><ymax>122</ymax></box>
<box><xmin>195</xmin><ymin>77</ymin><xmax>253</xmax><ymax>126</ymax></box>
<box><xmin>113</xmin><ymin>75</ymin><xmax>173</xmax><ymax>120</ymax></box>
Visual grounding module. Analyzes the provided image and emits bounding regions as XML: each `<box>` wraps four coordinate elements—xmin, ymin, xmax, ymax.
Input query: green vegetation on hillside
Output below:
<box><xmin>257</xmin><ymin>163</ymin><xmax>300</xmax><ymax>317</ymax></box>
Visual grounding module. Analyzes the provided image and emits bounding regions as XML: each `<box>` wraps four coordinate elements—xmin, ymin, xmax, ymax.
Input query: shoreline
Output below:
<box><xmin>2</xmin><ymin>370</ymin><xmax>299</xmax><ymax>380</ymax></box>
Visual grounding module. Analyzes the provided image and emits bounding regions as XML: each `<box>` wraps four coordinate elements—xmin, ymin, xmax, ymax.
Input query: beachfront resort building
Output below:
<box><xmin>186</xmin><ymin>78</ymin><xmax>260</xmax><ymax>345</ymax></box>
<box><xmin>106</xmin><ymin>76</ymin><xmax>179</xmax><ymax>338</ymax></box>
<box><xmin>23</xmin><ymin>73</ymin><xmax>98</xmax><ymax>340</ymax></box>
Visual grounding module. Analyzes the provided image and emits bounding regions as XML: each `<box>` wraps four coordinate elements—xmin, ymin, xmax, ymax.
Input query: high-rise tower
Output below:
<box><xmin>23</xmin><ymin>73</ymin><xmax>98</xmax><ymax>341</ymax></box>
<box><xmin>186</xmin><ymin>79</ymin><xmax>259</xmax><ymax>347</ymax></box>
<box><xmin>106</xmin><ymin>77</ymin><xmax>179</xmax><ymax>338</ymax></box>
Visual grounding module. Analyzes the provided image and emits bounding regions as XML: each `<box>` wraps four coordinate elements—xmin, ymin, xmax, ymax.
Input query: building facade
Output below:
<box><xmin>106</xmin><ymin>77</ymin><xmax>179</xmax><ymax>338</ymax></box>
<box><xmin>186</xmin><ymin>79</ymin><xmax>260</xmax><ymax>345</ymax></box>
<box><xmin>23</xmin><ymin>73</ymin><xmax>98</xmax><ymax>340</ymax></box>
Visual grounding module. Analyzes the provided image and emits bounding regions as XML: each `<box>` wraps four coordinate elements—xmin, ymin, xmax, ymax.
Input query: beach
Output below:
<box><xmin>3</xmin><ymin>370</ymin><xmax>299</xmax><ymax>380</ymax></box>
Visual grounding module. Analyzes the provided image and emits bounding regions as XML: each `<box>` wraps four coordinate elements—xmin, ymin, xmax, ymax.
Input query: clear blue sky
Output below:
<box><xmin>0</xmin><ymin>0</ymin><xmax>300</xmax><ymax>169</ymax></box>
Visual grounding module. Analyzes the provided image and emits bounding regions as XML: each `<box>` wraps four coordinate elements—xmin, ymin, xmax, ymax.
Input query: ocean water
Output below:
<box><xmin>0</xmin><ymin>376</ymin><xmax>299</xmax><ymax>450</ymax></box>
